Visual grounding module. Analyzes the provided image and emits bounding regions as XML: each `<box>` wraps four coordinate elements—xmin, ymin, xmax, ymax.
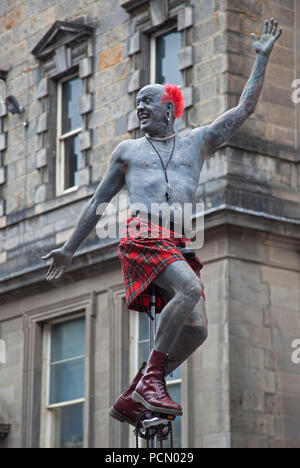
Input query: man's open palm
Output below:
<box><xmin>41</xmin><ymin>249</ymin><xmax>72</xmax><ymax>281</ymax></box>
<box><xmin>251</xmin><ymin>18</ymin><xmax>282</xmax><ymax>56</ymax></box>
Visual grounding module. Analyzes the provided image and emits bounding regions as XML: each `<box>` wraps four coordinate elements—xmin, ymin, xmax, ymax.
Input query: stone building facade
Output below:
<box><xmin>0</xmin><ymin>0</ymin><xmax>299</xmax><ymax>448</ymax></box>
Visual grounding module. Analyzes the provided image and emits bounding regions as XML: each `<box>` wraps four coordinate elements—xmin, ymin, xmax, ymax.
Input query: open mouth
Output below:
<box><xmin>139</xmin><ymin>112</ymin><xmax>150</xmax><ymax>123</ymax></box>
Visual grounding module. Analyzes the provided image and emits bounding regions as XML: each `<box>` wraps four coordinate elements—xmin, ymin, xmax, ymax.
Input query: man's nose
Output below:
<box><xmin>137</xmin><ymin>102</ymin><xmax>145</xmax><ymax>112</ymax></box>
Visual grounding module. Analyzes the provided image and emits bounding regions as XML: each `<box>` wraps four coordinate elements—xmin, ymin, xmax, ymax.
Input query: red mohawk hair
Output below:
<box><xmin>161</xmin><ymin>84</ymin><xmax>185</xmax><ymax>119</ymax></box>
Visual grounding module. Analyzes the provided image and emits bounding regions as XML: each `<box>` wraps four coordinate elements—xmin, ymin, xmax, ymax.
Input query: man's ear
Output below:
<box><xmin>167</xmin><ymin>102</ymin><xmax>174</xmax><ymax>113</ymax></box>
<box><xmin>166</xmin><ymin>102</ymin><xmax>174</xmax><ymax>120</ymax></box>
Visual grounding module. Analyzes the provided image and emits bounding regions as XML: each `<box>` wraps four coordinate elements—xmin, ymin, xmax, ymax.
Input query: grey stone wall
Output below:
<box><xmin>228</xmin><ymin>228</ymin><xmax>300</xmax><ymax>448</ymax></box>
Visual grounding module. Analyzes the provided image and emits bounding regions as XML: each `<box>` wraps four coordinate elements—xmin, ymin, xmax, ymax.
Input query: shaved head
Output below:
<box><xmin>138</xmin><ymin>84</ymin><xmax>165</xmax><ymax>97</ymax></box>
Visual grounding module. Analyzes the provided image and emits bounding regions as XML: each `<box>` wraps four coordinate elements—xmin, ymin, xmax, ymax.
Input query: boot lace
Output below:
<box><xmin>165</xmin><ymin>356</ymin><xmax>180</xmax><ymax>378</ymax></box>
<box><xmin>157</xmin><ymin>361</ymin><xmax>171</xmax><ymax>397</ymax></box>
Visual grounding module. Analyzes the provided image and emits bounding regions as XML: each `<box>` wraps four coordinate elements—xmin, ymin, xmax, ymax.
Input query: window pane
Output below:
<box><xmin>156</xmin><ymin>30</ymin><xmax>181</xmax><ymax>85</ymax></box>
<box><xmin>168</xmin><ymin>382</ymin><xmax>181</xmax><ymax>406</ymax></box>
<box><xmin>52</xmin><ymin>403</ymin><xmax>84</xmax><ymax>448</ymax></box>
<box><xmin>64</xmin><ymin>135</ymin><xmax>82</xmax><ymax>189</ymax></box>
<box><xmin>62</xmin><ymin>77</ymin><xmax>82</xmax><ymax>134</ymax></box>
<box><xmin>168</xmin><ymin>383</ymin><xmax>181</xmax><ymax>448</ymax></box>
<box><xmin>156</xmin><ymin>31</ymin><xmax>182</xmax><ymax>133</ymax></box>
<box><xmin>50</xmin><ymin>357</ymin><xmax>85</xmax><ymax>404</ymax></box>
<box><xmin>51</xmin><ymin>317</ymin><xmax>85</xmax><ymax>363</ymax></box>
<box><xmin>138</xmin><ymin>341</ymin><xmax>149</xmax><ymax>367</ymax></box>
<box><xmin>139</xmin><ymin>312</ymin><xmax>150</xmax><ymax>342</ymax></box>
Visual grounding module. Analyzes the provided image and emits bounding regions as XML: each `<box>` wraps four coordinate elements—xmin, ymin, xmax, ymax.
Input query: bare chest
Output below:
<box><xmin>128</xmin><ymin>141</ymin><xmax>199</xmax><ymax>173</ymax></box>
<box><xmin>124</xmin><ymin>137</ymin><xmax>205</xmax><ymax>202</ymax></box>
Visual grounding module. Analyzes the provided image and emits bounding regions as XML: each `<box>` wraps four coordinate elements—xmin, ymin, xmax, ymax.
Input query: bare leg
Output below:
<box><xmin>132</xmin><ymin>261</ymin><xmax>204</xmax><ymax>416</ymax></box>
<box><xmin>152</xmin><ymin>260</ymin><xmax>204</xmax><ymax>355</ymax></box>
<box><xmin>168</xmin><ymin>297</ymin><xmax>207</xmax><ymax>373</ymax></box>
<box><xmin>156</xmin><ymin>286</ymin><xmax>208</xmax><ymax>373</ymax></box>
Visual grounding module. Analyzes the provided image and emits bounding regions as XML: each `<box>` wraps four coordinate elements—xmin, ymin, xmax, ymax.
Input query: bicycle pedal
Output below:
<box><xmin>142</xmin><ymin>417</ymin><xmax>168</xmax><ymax>429</ymax></box>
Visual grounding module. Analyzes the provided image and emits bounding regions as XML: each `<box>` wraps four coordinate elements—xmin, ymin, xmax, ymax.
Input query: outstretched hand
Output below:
<box><xmin>251</xmin><ymin>18</ymin><xmax>282</xmax><ymax>57</ymax></box>
<box><xmin>41</xmin><ymin>248</ymin><xmax>72</xmax><ymax>281</ymax></box>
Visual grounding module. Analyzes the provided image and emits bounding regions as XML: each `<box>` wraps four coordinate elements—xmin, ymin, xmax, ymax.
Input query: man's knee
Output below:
<box><xmin>181</xmin><ymin>279</ymin><xmax>204</xmax><ymax>305</ymax></box>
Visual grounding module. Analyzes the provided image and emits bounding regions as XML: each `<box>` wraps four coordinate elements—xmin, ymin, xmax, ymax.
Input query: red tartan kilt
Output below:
<box><xmin>118</xmin><ymin>217</ymin><xmax>204</xmax><ymax>314</ymax></box>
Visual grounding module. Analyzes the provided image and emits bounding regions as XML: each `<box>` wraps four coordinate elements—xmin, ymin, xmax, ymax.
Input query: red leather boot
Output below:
<box><xmin>132</xmin><ymin>349</ymin><xmax>183</xmax><ymax>416</ymax></box>
<box><xmin>108</xmin><ymin>363</ymin><xmax>148</xmax><ymax>426</ymax></box>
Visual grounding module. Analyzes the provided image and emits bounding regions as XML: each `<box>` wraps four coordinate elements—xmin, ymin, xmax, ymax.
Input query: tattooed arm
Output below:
<box><xmin>200</xmin><ymin>18</ymin><xmax>282</xmax><ymax>155</ymax></box>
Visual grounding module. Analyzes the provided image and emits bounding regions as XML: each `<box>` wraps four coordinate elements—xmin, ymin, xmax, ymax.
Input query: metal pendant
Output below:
<box><xmin>166</xmin><ymin>183</ymin><xmax>172</xmax><ymax>201</ymax></box>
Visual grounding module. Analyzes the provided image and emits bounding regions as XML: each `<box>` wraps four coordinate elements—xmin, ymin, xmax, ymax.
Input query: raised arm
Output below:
<box><xmin>42</xmin><ymin>141</ymin><xmax>128</xmax><ymax>280</ymax></box>
<box><xmin>201</xmin><ymin>18</ymin><xmax>282</xmax><ymax>155</ymax></box>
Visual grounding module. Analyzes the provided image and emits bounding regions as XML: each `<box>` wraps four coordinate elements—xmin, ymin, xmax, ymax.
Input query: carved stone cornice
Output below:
<box><xmin>31</xmin><ymin>20</ymin><xmax>93</xmax><ymax>61</ymax></box>
<box><xmin>121</xmin><ymin>0</ymin><xmax>148</xmax><ymax>13</ymax></box>
<box><xmin>121</xmin><ymin>0</ymin><xmax>184</xmax><ymax>14</ymax></box>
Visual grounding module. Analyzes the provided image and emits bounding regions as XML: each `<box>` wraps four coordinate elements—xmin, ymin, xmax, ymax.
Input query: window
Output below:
<box><xmin>150</xmin><ymin>29</ymin><xmax>182</xmax><ymax>85</ymax></box>
<box><xmin>56</xmin><ymin>75</ymin><xmax>82</xmax><ymax>195</ymax></box>
<box><xmin>150</xmin><ymin>29</ymin><xmax>182</xmax><ymax>132</ymax></box>
<box><xmin>40</xmin><ymin>315</ymin><xmax>86</xmax><ymax>448</ymax></box>
<box><xmin>129</xmin><ymin>311</ymin><xmax>182</xmax><ymax>448</ymax></box>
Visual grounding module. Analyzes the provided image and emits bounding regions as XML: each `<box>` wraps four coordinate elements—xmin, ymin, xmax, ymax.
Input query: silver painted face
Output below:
<box><xmin>136</xmin><ymin>85</ymin><xmax>169</xmax><ymax>136</ymax></box>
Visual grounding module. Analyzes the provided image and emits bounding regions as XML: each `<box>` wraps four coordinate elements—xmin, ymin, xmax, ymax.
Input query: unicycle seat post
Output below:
<box><xmin>149</xmin><ymin>282</ymin><xmax>157</xmax><ymax>449</ymax></box>
<box><xmin>149</xmin><ymin>283</ymin><xmax>157</xmax><ymax>353</ymax></box>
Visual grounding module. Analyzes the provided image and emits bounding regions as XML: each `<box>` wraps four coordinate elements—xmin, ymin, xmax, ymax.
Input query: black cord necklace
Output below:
<box><xmin>146</xmin><ymin>136</ymin><xmax>176</xmax><ymax>201</ymax></box>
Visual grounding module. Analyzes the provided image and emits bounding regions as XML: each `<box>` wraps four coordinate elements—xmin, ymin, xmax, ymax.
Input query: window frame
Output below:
<box><xmin>22</xmin><ymin>292</ymin><xmax>96</xmax><ymax>449</ymax></box>
<box><xmin>56</xmin><ymin>73</ymin><xmax>82</xmax><ymax>197</ymax></box>
<box><xmin>40</xmin><ymin>312</ymin><xmax>86</xmax><ymax>448</ymax></box>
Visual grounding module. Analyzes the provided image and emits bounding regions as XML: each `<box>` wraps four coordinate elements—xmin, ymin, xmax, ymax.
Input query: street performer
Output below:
<box><xmin>42</xmin><ymin>19</ymin><xmax>282</xmax><ymax>424</ymax></box>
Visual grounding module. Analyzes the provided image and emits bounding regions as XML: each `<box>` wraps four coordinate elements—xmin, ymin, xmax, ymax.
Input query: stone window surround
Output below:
<box><xmin>39</xmin><ymin>311</ymin><xmax>86</xmax><ymax>448</ymax></box>
<box><xmin>124</xmin><ymin>0</ymin><xmax>195</xmax><ymax>135</ymax></box>
<box><xmin>32</xmin><ymin>21</ymin><xmax>94</xmax><ymax>203</ymax></box>
<box><xmin>21</xmin><ymin>292</ymin><xmax>96</xmax><ymax>448</ymax></box>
